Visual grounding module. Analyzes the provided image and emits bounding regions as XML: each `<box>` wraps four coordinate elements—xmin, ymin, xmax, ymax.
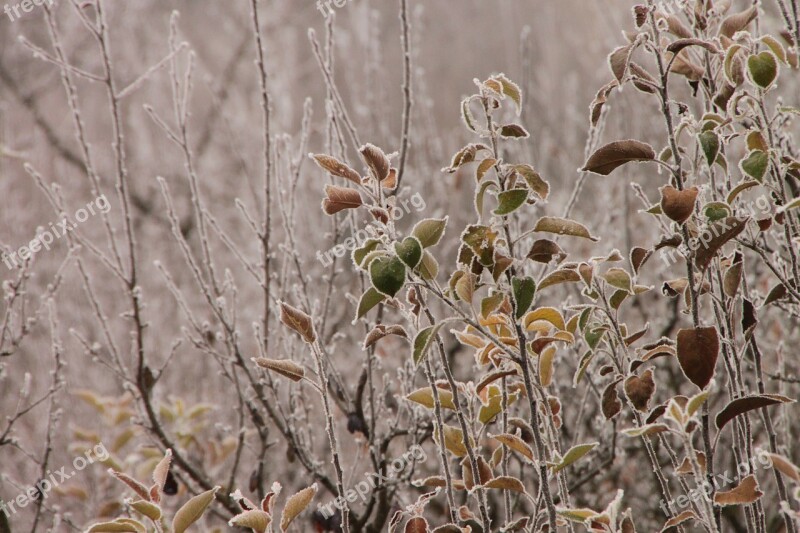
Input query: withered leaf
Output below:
<box><xmin>660</xmin><ymin>185</ymin><xmax>698</xmax><ymax>224</ymax></box>
<box><xmin>253</xmin><ymin>358</ymin><xmax>305</xmax><ymax>382</ymax></box>
<box><xmin>533</xmin><ymin>216</ymin><xmax>599</xmax><ymax>241</ymax></box>
<box><xmin>359</xmin><ymin>143</ymin><xmax>390</xmax><ymax>181</ymax></box>
<box><xmin>602</xmin><ymin>378</ymin><xmax>623</xmax><ymax>419</ymax></box>
<box><xmin>278</xmin><ymin>301</ymin><xmax>316</xmax><ymax>344</ymax></box>
<box><xmin>310</xmin><ymin>154</ymin><xmax>361</xmax><ymax>184</ymax></box>
<box><xmin>404</xmin><ymin>517</ymin><xmax>429</xmax><ymax>533</ymax></box>
<box><xmin>322</xmin><ymin>185</ymin><xmax>363</xmax><ymax>215</ymax></box>
<box><xmin>694</xmin><ymin>217</ymin><xmax>749</xmax><ymax>270</ymax></box>
<box><xmin>624</xmin><ymin>369</ymin><xmax>656</xmax><ymax>412</ymax></box>
<box><xmin>527</xmin><ymin>239</ymin><xmax>567</xmax><ymax>264</ymax></box>
<box><xmin>676</xmin><ymin>327</ymin><xmax>719</xmax><ymax>389</ymax></box>
<box><xmin>280</xmin><ymin>484</ymin><xmax>318</xmax><ymax>531</ymax></box>
<box><xmin>719</xmin><ymin>6</ymin><xmax>758</xmax><ymax>39</ymax></box>
<box><xmin>714</xmin><ymin>475</ymin><xmax>763</xmax><ymax>506</ymax></box>
<box><xmin>582</xmin><ymin>140</ymin><xmax>655</xmax><ymax>175</ymax></box>
<box><xmin>715</xmin><ymin>394</ymin><xmax>794</xmax><ymax>431</ymax></box>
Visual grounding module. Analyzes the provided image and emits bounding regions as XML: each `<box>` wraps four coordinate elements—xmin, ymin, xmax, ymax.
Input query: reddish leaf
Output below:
<box><xmin>676</xmin><ymin>327</ymin><xmax>719</xmax><ymax>389</ymax></box>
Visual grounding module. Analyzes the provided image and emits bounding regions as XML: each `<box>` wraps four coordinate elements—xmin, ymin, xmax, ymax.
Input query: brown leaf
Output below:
<box><xmin>630</xmin><ymin>247</ymin><xmax>652</xmax><ymax>275</ymax></box>
<box><xmin>359</xmin><ymin>143</ymin><xmax>390</xmax><ymax>181</ymax></box>
<box><xmin>483</xmin><ymin>476</ymin><xmax>526</xmax><ymax>493</ymax></box>
<box><xmin>676</xmin><ymin>327</ymin><xmax>719</xmax><ymax>389</ymax></box>
<box><xmin>582</xmin><ymin>140</ymin><xmax>655</xmax><ymax>175</ymax></box>
<box><xmin>278</xmin><ymin>301</ymin><xmax>316</xmax><ymax>344</ymax></box>
<box><xmin>609</xmin><ymin>44</ymin><xmax>634</xmax><ymax>82</ymax></box>
<box><xmin>661</xmin><ymin>510</ymin><xmax>698</xmax><ymax>531</ymax></box>
<box><xmin>719</xmin><ymin>6</ymin><xmax>758</xmax><ymax>39</ymax></box>
<box><xmin>714</xmin><ymin>475</ymin><xmax>763</xmax><ymax>506</ymax></box>
<box><xmin>404</xmin><ymin>517</ymin><xmax>429</xmax><ymax>533</ymax></box>
<box><xmin>253</xmin><ymin>358</ymin><xmax>305</xmax><ymax>382</ymax></box>
<box><xmin>715</xmin><ymin>394</ymin><xmax>794</xmax><ymax>431</ymax></box>
<box><xmin>742</xmin><ymin>299</ymin><xmax>758</xmax><ymax>338</ymax></box>
<box><xmin>491</xmin><ymin>433</ymin><xmax>534</xmax><ymax>462</ymax></box>
<box><xmin>765</xmin><ymin>453</ymin><xmax>800</xmax><ymax>483</ymax></box>
<box><xmin>363</xmin><ymin>324</ymin><xmax>408</xmax><ymax>348</ymax></box>
<box><xmin>694</xmin><ymin>217</ymin><xmax>749</xmax><ymax>271</ymax></box>
<box><xmin>322</xmin><ymin>185</ymin><xmax>363</xmax><ymax>215</ymax></box>
<box><xmin>311</xmin><ymin>154</ymin><xmax>361</xmax><ymax>184</ymax></box>
<box><xmin>602</xmin><ymin>379</ymin><xmax>623</xmax><ymax>419</ymax></box>
<box><xmin>666</xmin><ymin>38</ymin><xmax>719</xmax><ymax>55</ymax></box>
<box><xmin>660</xmin><ymin>185</ymin><xmax>698</xmax><ymax>224</ymax></box>
<box><xmin>723</xmin><ymin>259</ymin><xmax>744</xmax><ymax>298</ymax></box>
<box><xmin>624</xmin><ymin>369</ymin><xmax>656</xmax><ymax>412</ymax></box>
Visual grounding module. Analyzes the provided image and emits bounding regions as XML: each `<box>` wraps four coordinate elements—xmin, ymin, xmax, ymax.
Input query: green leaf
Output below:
<box><xmin>369</xmin><ymin>256</ymin><xmax>407</xmax><ymax>298</ymax></box>
<box><xmin>698</xmin><ymin>131</ymin><xmax>720</xmax><ymax>166</ymax></box>
<box><xmin>352</xmin><ymin>239</ymin><xmax>381</xmax><ymax>268</ymax></box>
<box><xmin>355</xmin><ymin>288</ymin><xmax>385</xmax><ymax>320</ymax></box>
<box><xmin>417</xmin><ymin>250</ymin><xmax>439</xmax><ymax>280</ymax></box>
<box><xmin>747</xmin><ymin>51</ymin><xmax>779</xmax><ymax>89</ymax></box>
<box><xmin>603</xmin><ymin>268</ymin><xmax>633</xmax><ymax>293</ymax></box>
<box><xmin>740</xmin><ymin>150</ymin><xmax>769</xmax><ymax>181</ymax></box>
<box><xmin>494</xmin><ymin>188</ymin><xmax>528</xmax><ymax>216</ymax></box>
<box><xmin>412</xmin><ymin>217</ymin><xmax>448</xmax><ymax>248</ymax></box>
<box><xmin>512</xmin><ymin>276</ymin><xmax>536</xmax><ymax>319</ymax></box>
<box><xmin>172</xmin><ymin>487</ymin><xmax>219</xmax><ymax>533</ymax></box>
<box><xmin>703</xmin><ymin>201</ymin><xmax>732</xmax><ymax>222</ymax></box>
<box><xmin>394</xmin><ymin>237</ymin><xmax>423</xmax><ymax>269</ymax></box>
<box><xmin>550</xmin><ymin>442</ymin><xmax>598</xmax><ymax>473</ymax></box>
<box><xmin>413</xmin><ymin>320</ymin><xmax>457</xmax><ymax>367</ymax></box>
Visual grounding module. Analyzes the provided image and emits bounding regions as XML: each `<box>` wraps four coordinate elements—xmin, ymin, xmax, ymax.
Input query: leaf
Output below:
<box><xmin>538</xmin><ymin>269</ymin><xmax>581</xmax><ymax>291</ymax></box>
<box><xmin>699</xmin><ymin>131</ymin><xmax>721</xmax><ymax>167</ymax></box>
<box><xmin>551</xmin><ymin>442</ymin><xmax>598</xmax><ymax>473</ymax></box>
<box><xmin>624</xmin><ymin>369</ymin><xmax>656</xmax><ymax>412</ymax></box>
<box><xmin>533</xmin><ymin>216</ymin><xmax>599</xmax><ymax>241</ymax></box>
<box><xmin>778</xmin><ymin>196</ymin><xmax>800</xmax><ymax>214</ymax></box>
<box><xmin>719</xmin><ymin>6</ymin><xmax>758</xmax><ymax>38</ymax></box>
<box><xmin>660</xmin><ymin>185</ymin><xmax>698</xmax><ymax>224</ymax></box>
<box><xmin>603</xmin><ymin>268</ymin><xmax>633</xmax><ymax>293</ymax></box>
<box><xmin>765</xmin><ymin>453</ymin><xmax>800</xmax><ymax>483</ymax></box>
<box><xmin>694</xmin><ymin>217</ymin><xmax>749</xmax><ymax>271</ymax></box>
<box><xmin>151</xmin><ymin>449</ymin><xmax>172</xmax><ymax>502</ymax></box>
<box><xmin>413</xmin><ymin>322</ymin><xmax>446</xmax><ymax>367</ymax></box>
<box><xmin>677</xmin><ymin>327</ymin><xmax>719</xmax><ymax>389</ymax></box>
<box><xmin>527</xmin><ymin>239</ymin><xmax>566</xmax><ymax>264</ymax></box>
<box><xmin>172</xmin><ymin>487</ymin><xmax>219</xmax><ymax>533</ymax></box>
<box><xmin>740</xmin><ymin>150</ymin><xmax>769</xmax><ymax>181</ymax></box>
<box><xmin>412</xmin><ymin>218</ymin><xmax>448</xmax><ymax>248</ymax></box>
<box><xmin>363</xmin><ymin>324</ymin><xmax>408</xmax><ymax>348</ymax></box>
<box><xmin>539</xmin><ymin>346</ymin><xmax>556</xmax><ymax>387</ymax></box>
<box><xmin>483</xmin><ymin>476</ymin><xmax>526</xmax><ymax>493</ymax></box>
<box><xmin>253</xmin><ymin>358</ymin><xmax>304</xmax><ymax>382</ymax></box>
<box><xmin>494</xmin><ymin>188</ymin><xmax>528</xmax><ymax>215</ymax></box>
<box><xmin>229</xmin><ymin>510</ymin><xmax>272</xmax><ymax>533</ymax></box>
<box><xmin>435</xmin><ymin>425</ymin><xmax>468</xmax><ymax>457</ymax></box>
<box><xmin>310</xmin><ymin>154</ymin><xmax>361</xmax><ymax>184</ymax></box>
<box><xmin>714</xmin><ymin>475</ymin><xmax>763</xmax><ymax>506</ymax></box>
<box><xmin>558</xmin><ymin>508</ymin><xmax>598</xmax><ymax>523</ymax></box>
<box><xmin>130</xmin><ymin>501</ymin><xmax>161</xmax><ymax>521</ymax></box>
<box><xmin>609</xmin><ymin>43</ymin><xmax>634</xmax><ymax>82</ymax></box>
<box><xmin>513</xmin><ymin>164</ymin><xmax>550</xmax><ymax>200</ymax></box>
<box><xmin>512</xmin><ymin>277</ymin><xmax>536</xmax><ymax>319</ymax></box>
<box><xmin>523</xmin><ymin>307</ymin><xmax>566</xmax><ymax>331</ymax></box>
<box><xmin>87</xmin><ymin>521</ymin><xmax>145</xmax><ymax>533</ymax></box>
<box><xmin>667</xmin><ymin>38</ymin><xmax>719</xmax><ymax>55</ymax></box>
<box><xmin>476</xmin><ymin>158</ymin><xmax>497</xmax><ymax>181</ymax></box>
<box><xmin>359</xmin><ymin>143</ymin><xmax>390</xmax><ymax>181</ymax></box>
<box><xmin>321</xmin><ymin>185</ymin><xmax>363</xmax><ymax>215</ymax></box>
<box><xmin>404</xmin><ymin>517</ymin><xmax>429</xmax><ymax>533</ymax></box>
<box><xmin>726</xmin><ymin>180</ymin><xmax>760</xmax><ymax>204</ymax></box>
<box><xmin>602</xmin><ymin>379</ymin><xmax>623</xmax><ymax>419</ymax></box>
<box><xmin>495</xmin><ymin>73</ymin><xmax>522</xmax><ymax>114</ymax></box>
<box><xmin>499</xmin><ymin>124</ymin><xmax>529</xmax><ymax>138</ymax></box>
<box><xmin>395</xmin><ymin>237</ymin><xmax>423</xmax><ymax>269</ymax></box>
<box><xmin>715</xmin><ymin>394</ymin><xmax>794</xmax><ymax>431</ymax></box>
<box><xmin>406</xmin><ymin>387</ymin><xmax>456</xmax><ymax>410</ymax></box>
<box><xmin>370</xmin><ymin>256</ymin><xmax>407</xmax><ymax>298</ymax></box>
<box><xmin>490</xmin><ymin>433</ymin><xmax>534</xmax><ymax>462</ymax></box>
<box><xmin>748</xmin><ymin>51</ymin><xmax>779</xmax><ymax>89</ymax></box>
<box><xmin>661</xmin><ymin>510</ymin><xmax>698</xmax><ymax>532</ymax></box>
<box><xmin>278</xmin><ymin>301</ymin><xmax>316</xmax><ymax>343</ymax></box>
<box><xmin>355</xmin><ymin>288</ymin><xmax>385</xmax><ymax>320</ymax></box>
<box><xmin>704</xmin><ymin>201</ymin><xmax>731</xmax><ymax>222</ymax></box>
<box><xmin>582</xmin><ymin>140</ymin><xmax>655</xmax><ymax>175</ymax></box>
<box><xmin>280</xmin><ymin>484</ymin><xmax>318</xmax><ymax>531</ymax></box>
<box><xmin>418</xmin><ymin>251</ymin><xmax>439</xmax><ymax>280</ymax></box>
<box><xmin>621</xmin><ymin>423</ymin><xmax>670</xmax><ymax>437</ymax></box>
